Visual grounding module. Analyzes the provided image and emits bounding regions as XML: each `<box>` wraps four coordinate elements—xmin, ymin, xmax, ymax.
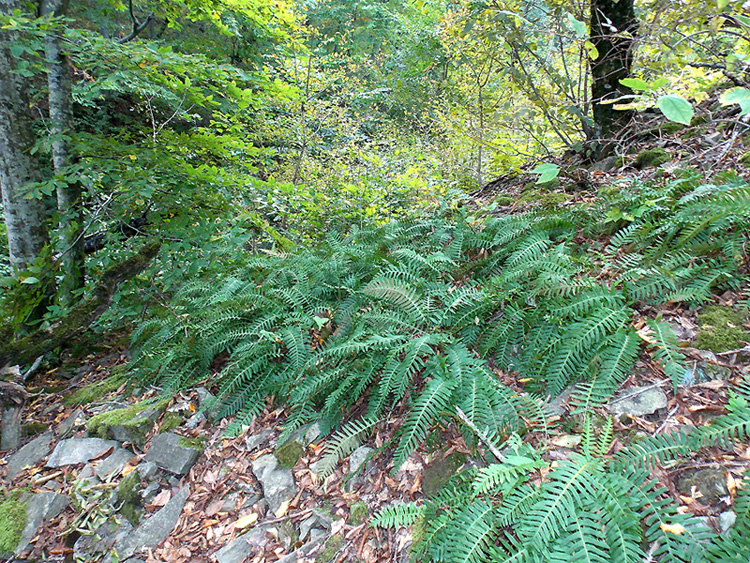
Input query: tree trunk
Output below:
<box><xmin>589</xmin><ymin>0</ymin><xmax>638</xmax><ymax>138</ymax></box>
<box><xmin>41</xmin><ymin>0</ymin><xmax>85</xmax><ymax>308</ymax></box>
<box><xmin>0</xmin><ymin>0</ymin><xmax>51</xmax><ymax>280</ymax></box>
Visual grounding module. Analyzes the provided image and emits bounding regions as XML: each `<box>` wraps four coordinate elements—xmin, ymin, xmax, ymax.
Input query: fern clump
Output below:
<box><xmin>132</xmin><ymin>176</ymin><xmax>750</xmax><ymax>475</ymax></box>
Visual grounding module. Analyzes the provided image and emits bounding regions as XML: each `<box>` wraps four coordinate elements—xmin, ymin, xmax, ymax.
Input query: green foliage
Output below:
<box><xmin>375</xmin><ymin>402</ymin><xmax>750</xmax><ymax>562</ymax></box>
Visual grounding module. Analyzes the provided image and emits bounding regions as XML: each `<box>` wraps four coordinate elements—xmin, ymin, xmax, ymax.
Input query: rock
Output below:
<box><xmin>110</xmin><ymin>407</ymin><xmax>162</xmax><ymax>446</ymax></box>
<box><xmin>185</xmin><ymin>412</ymin><xmax>206</xmax><ymax>429</ymax></box>
<box><xmin>299</xmin><ymin>515</ymin><xmax>325</xmax><ymax>542</ymax></box>
<box><xmin>5</xmin><ymin>432</ymin><xmax>53</xmax><ymax>480</ymax></box>
<box><xmin>145</xmin><ymin>432</ymin><xmax>201</xmax><ymax>475</ymax></box>
<box><xmin>251</xmin><ymin>454</ymin><xmax>297</xmax><ymax>515</ymax></box>
<box><xmin>56</xmin><ymin>408</ymin><xmax>85</xmax><ymax>439</ymax></box>
<box><xmin>113</xmin><ymin>486</ymin><xmax>190</xmax><ymax>559</ymax></box>
<box><xmin>276</xmin><ymin>537</ymin><xmax>325</xmax><ymax>563</ymax></box>
<box><xmin>547</xmin><ymin>386</ymin><xmax>574</xmax><ymax>416</ymax></box>
<box><xmin>136</xmin><ymin>461</ymin><xmax>159</xmax><ymax>480</ymax></box>
<box><xmin>74</xmin><ymin>518</ymin><xmax>133</xmax><ymax>561</ymax></box>
<box><xmin>349</xmin><ymin>446</ymin><xmax>374</xmax><ymax>476</ymax></box>
<box><xmin>140</xmin><ymin>482</ymin><xmax>161</xmax><ymax>504</ymax></box>
<box><xmin>588</xmin><ymin>156</ymin><xmax>618</xmax><ymax>172</ymax></box>
<box><xmin>697</xmin><ymin>361</ymin><xmax>733</xmax><ymax>381</ymax></box>
<box><xmin>678</xmin><ymin>468</ymin><xmax>729</xmax><ymax>504</ymax></box>
<box><xmin>15</xmin><ymin>492</ymin><xmax>69</xmax><ymax>554</ymax></box>
<box><xmin>94</xmin><ymin>447</ymin><xmax>133</xmax><ymax>479</ymax></box>
<box><xmin>245</xmin><ymin>429</ymin><xmax>273</xmax><ymax>451</ymax></box>
<box><xmin>608</xmin><ymin>386</ymin><xmax>668</xmax><ymax>417</ymax></box>
<box><xmin>718</xmin><ymin>511</ymin><xmax>736</xmax><ymax>534</ymax></box>
<box><xmin>46</xmin><ymin>438</ymin><xmax>119</xmax><ymax>468</ymax></box>
<box><xmin>215</xmin><ymin>527</ymin><xmax>270</xmax><ymax>563</ymax></box>
<box><xmin>275</xmin><ymin>440</ymin><xmax>304</xmax><ymax>469</ymax></box>
<box><xmin>304</xmin><ymin>422</ymin><xmax>322</xmax><ymax>445</ymax></box>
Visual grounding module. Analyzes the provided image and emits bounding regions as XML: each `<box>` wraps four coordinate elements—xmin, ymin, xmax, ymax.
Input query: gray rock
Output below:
<box><xmin>251</xmin><ymin>454</ymin><xmax>297</xmax><ymax>515</ymax></box>
<box><xmin>304</xmin><ymin>422</ymin><xmax>322</xmax><ymax>445</ymax></box>
<box><xmin>608</xmin><ymin>386</ymin><xmax>668</xmax><ymax>416</ymax></box>
<box><xmin>547</xmin><ymin>386</ymin><xmax>574</xmax><ymax>416</ymax></box>
<box><xmin>245</xmin><ymin>429</ymin><xmax>273</xmax><ymax>451</ymax></box>
<box><xmin>195</xmin><ymin>387</ymin><xmax>214</xmax><ymax>406</ymax></box>
<box><xmin>74</xmin><ymin>518</ymin><xmax>133</xmax><ymax>560</ymax></box>
<box><xmin>15</xmin><ymin>492</ymin><xmax>69</xmax><ymax>554</ymax></box>
<box><xmin>697</xmin><ymin>361</ymin><xmax>733</xmax><ymax>381</ymax></box>
<box><xmin>5</xmin><ymin>432</ymin><xmax>53</xmax><ymax>480</ymax></box>
<box><xmin>588</xmin><ymin>156</ymin><xmax>618</xmax><ymax>172</ymax></box>
<box><xmin>215</xmin><ymin>527</ymin><xmax>270</xmax><ymax>563</ymax></box>
<box><xmin>718</xmin><ymin>511</ymin><xmax>736</xmax><ymax>534</ymax></box>
<box><xmin>57</xmin><ymin>409</ymin><xmax>85</xmax><ymax>439</ymax></box>
<box><xmin>185</xmin><ymin>412</ymin><xmax>206</xmax><ymax>429</ymax></box>
<box><xmin>46</xmin><ymin>438</ymin><xmax>119</xmax><ymax>468</ymax></box>
<box><xmin>140</xmin><ymin>482</ymin><xmax>161</xmax><ymax>504</ymax></box>
<box><xmin>349</xmin><ymin>446</ymin><xmax>374</xmax><ymax>476</ymax></box>
<box><xmin>145</xmin><ymin>432</ymin><xmax>201</xmax><ymax>475</ymax></box>
<box><xmin>94</xmin><ymin>447</ymin><xmax>133</xmax><ymax>479</ymax></box>
<box><xmin>299</xmin><ymin>515</ymin><xmax>327</xmax><ymax>542</ymax></box>
<box><xmin>136</xmin><ymin>461</ymin><xmax>159</xmax><ymax>480</ymax></box>
<box><xmin>113</xmin><ymin>486</ymin><xmax>190</xmax><ymax>559</ymax></box>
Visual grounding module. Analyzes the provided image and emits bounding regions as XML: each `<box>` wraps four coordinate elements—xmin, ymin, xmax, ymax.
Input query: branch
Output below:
<box><xmin>117</xmin><ymin>0</ymin><xmax>154</xmax><ymax>44</ymax></box>
<box><xmin>0</xmin><ymin>241</ymin><xmax>161</xmax><ymax>367</ymax></box>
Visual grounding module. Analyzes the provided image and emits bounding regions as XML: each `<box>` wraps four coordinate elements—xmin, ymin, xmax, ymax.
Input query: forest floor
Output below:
<box><xmin>2</xmin><ymin>101</ymin><xmax>750</xmax><ymax>563</ymax></box>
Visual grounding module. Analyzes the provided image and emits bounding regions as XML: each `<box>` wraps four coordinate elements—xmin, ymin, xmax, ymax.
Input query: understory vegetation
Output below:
<box><xmin>132</xmin><ymin>173</ymin><xmax>750</xmax><ymax>561</ymax></box>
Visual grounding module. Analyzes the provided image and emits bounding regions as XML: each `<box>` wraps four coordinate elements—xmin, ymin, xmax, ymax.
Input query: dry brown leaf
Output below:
<box><xmin>150</xmin><ymin>489</ymin><xmax>172</xmax><ymax>507</ymax></box>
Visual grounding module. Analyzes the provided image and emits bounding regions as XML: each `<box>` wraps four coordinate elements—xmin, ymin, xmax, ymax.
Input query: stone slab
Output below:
<box><xmin>5</xmin><ymin>432</ymin><xmax>53</xmax><ymax>480</ymax></box>
<box><xmin>251</xmin><ymin>454</ymin><xmax>296</xmax><ymax>515</ymax></box>
<box><xmin>15</xmin><ymin>492</ymin><xmax>69</xmax><ymax>554</ymax></box>
<box><xmin>145</xmin><ymin>432</ymin><xmax>201</xmax><ymax>475</ymax></box>
<box><xmin>46</xmin><ymin>438</ymin><xmax>119</xmax><ymax>468</ymax></box>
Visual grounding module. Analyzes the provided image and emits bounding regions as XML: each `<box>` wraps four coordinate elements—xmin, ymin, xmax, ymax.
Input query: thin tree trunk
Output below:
<box><xmin>476</xmin><ymin>85</ymin><xmax>484</xmax><ymax>189</ymax></box>
<box><xmin>0</xmin><ymin>0</ymin><xmax>51</xmax><ymax>281</ymax></box>
<box><xmin>41</xmin><ymin>0</ymin><xmax>85</xmax><ymax>307</ymax></box>
<box><xmin>589</xmin><ymin>0</ymin><xmax>638</xmax><ymax>138</ymax></box>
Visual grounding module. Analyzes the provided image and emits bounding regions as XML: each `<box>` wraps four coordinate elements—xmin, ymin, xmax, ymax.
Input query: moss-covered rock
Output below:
<box><xmin>158</xmin><ymin>411</ymin><xmax>184</xmax><ymax>434</ymax></box>
<box><xmin>493</xmin><ymin>195</ymin><xmax>515</xmax><ymax>207</ymax></box>
<box><xmin>695</xmin><ymin>306</ymin><xmax>750</xmax><ymax>353</ymax></box>
<box><xmin>86</xmin><ymin>398</ymin><xmax>169</xmax><ymax>445</ymax></box>
<box><xmin>659</xmin><ymin>121</ymin><xmax>685</xmax><ymax>135</ymax></box>
<box><xmin>635</xmin><ymin>148</ymin><xmax>670</xmax><ymax>169</ymax></box>
<box><xmin>348</xmin><ymin>501</ymin><xmax>369</xmax><ymax>526</ymax></box>
<box><xmin>422</xmin><ymin>452</ymin><xmax>468</xmax><ymax>498</ymax></box>
<box><xmin>116</xmin><ymin>471</ymin><xmax>142</xmax><ymax>526</ymax></box>
<box><xmin>22</xmin><ymin>422</ymin><xmax>48</xmax><ymax>438</ymax></box>
<box><xmin>0</xmin><ymin>490</ymin><xmax>27</xmax><ymax>557</ymax></box>
<box><xmin>177</xmin><ymin>435</ymin><xmax>207</xmax><ymax>451</ymax></box>
<box><xmin>316</xmin><ymin>534</ymin><xmax>344</xmax><ymax>563</ymax></box>
<box><xmin>275</xmin><ymin>440</ymin><xmax>304</xmax><ymax>469</ymax></box>
<box><xmin>64</xmin><ymin>374</ymin><xmax>125</xmax><ymax>406</ymax></box>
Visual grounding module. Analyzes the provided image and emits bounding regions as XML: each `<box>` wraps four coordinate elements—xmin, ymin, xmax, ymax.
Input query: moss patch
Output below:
<box><xmin>316</xmin><ymin>534</ymin><xmax>344</xmax><ymax>563</ymax></box>
<box><xmin>659</xmin><ymin>122</ymin><xmax>684</xmax><ymax>135</ymax></box>
<box><xmin>493</xmin><ymin>195</ymin><xmax>515</xmax><ymax>207</ymax></box>
<box><xmin>635</xmin><ymin>148</ymin><xmax>670</xmax><ymax>169</ymax></box>
<box><xmin>695</xmin><ymin>306</ymin><xmax>750</xmax><ymax>353</ymax></box>
<box><xmin>159</xmin><ymin>411</ymin><xmax>184</xmax><ymax>433</ymax></box>
<box><xmin>0</xmin><ymin>490</ymin><xmax>27</xmax><ymax>556</ymax></box>
<box><xmin>22</xmin><ymin>422</ymin><xmax>48</xmax><ymax>437</ymax></box>
<box><xmin>422</xmin><ymin>452</ymin><xmax>468</xmax><ymax>498</ymax></box>
<box><xmin>177</xmin><ymin>435</ymin><xmax>207</xmax><ymax>451</ymax></box>
<box><xmin>348</xmin><ymin>501</ymin><xmax>368</xmax><ymax>526</ymax></box>
<box><xmin>539</xmin><ymin>192</ymin><xmax>570</xmax><ymax>210</ymax></box>
<box><xmin>275</xmin><ymin>440</ymin><xmax>304</xmax><ymax>469</ymax></box>
<box><xmin>116</xmin><ymin>471</ymin><xmax>142</xmax><ymax>526</ymax></box>
<box><xmin>64</xmin><ymin>374</ymin><xmax>125</xmax><ymax>406</ymax></box>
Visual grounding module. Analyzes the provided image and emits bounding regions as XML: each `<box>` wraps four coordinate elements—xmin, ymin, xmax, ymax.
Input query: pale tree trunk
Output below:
<box><xmin>41</xmin><ymin>0</ymin><xmax>85</xmax><ymax>306</ymax></box>
<box><xmin>0</xmin><ymin>0</ymin><xmax>51</xmax><ymax>279</ymax></box>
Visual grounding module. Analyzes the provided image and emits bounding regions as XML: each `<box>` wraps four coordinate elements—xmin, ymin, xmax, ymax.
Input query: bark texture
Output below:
<box><xmin>589</xmin><ymin>0</ymin><xmax>638</xmax><ymax>137</ymax></box>
<box><xmin>0</xmin><ymin>0</ymin><xmax>51</xmax><ymax>276</ymax></box>
<box><xmin>41</xmin><ymin>0</ymin><xmax>86</xmax><ymax>306</ymax></box>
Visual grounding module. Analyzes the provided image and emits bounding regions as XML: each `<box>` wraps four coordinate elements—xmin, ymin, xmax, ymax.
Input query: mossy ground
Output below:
<box><xmin>315</xmin><ymin>534</ymin><xmax>344</xmax><ymax>563</ymax></box>
<box><xmin>0</xmin><ymin>490</ymin><xmax>27</xmax><ymax>556</ymax></box>
<box><xmin>493</xmin><ymin>195</ymin><xmax>515</xmax><ymax>206</ymax></box>
<box><xmin>348</xmin><ymin>501</ymin><xmax>368</xmax><ymax>525</ymax></box>
<box><xmin>695</xmin><ymin>306</ymin><xmax>750</xmax><ymax>353</ymax></box>
<box><xmin>64</xmin><ymin>374</ymin><xmax>125</xmax><ymax>406</ymax></box>
<box><xmin>116</xmin><ymin>472</ymin><xmax>142</xmax><ymax>526</ymax></box>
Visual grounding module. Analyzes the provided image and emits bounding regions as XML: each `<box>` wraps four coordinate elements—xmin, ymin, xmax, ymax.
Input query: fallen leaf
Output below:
<box><xmin>150</xmin><ymin>489</ymin><xmax>171</xmax><ymax>507</ymax></box>
<box><xmin>660</xmin><ymin>523</ymin><xmax>686</xmax><ymax>535</ymax></box>
<box><xmin>274</xmin><ymin>500</ymin><xmax>290</xmax><ymax>518</ymax></box>
<box><xmin>551</xmin><ymin>435</ymin><xmax>582</xmax><ymax>448</ymax></box>
<box><xmin>206</xmin><ymin>500</ymin><xmax>225</xmax><ymax>517</ymax></box>
<box><xmin>234</xmin><ymin>513</ymin><xmax>259</xmax><ymax>529</ymax></box>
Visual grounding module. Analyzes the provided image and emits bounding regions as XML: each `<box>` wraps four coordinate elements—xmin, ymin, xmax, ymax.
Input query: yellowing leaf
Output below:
<box><xmin>234</xmin><ymin>513</ymin><xmax>259</xmax><ymax>529</ymax></box>
<box><xmin>274</xmin><ymin>500</ymin><xmax>290</xmax><ymax>518</ymax></box>
<box><xmin>660</xmin><ymin>523</ymin><xmax>686</xmax><ymax>535</ymax></box>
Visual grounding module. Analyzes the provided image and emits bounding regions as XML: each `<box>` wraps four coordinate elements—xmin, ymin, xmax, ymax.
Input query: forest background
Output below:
<box><xmin>2</xmin><ymin>0</ymin><xmax>750</xmax><ymax>561</ymax></box>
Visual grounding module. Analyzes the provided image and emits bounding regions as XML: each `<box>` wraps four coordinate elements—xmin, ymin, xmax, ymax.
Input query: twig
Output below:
<box><xmin>22</xmin><ymin>356</ymin><xmax>44</xmax><ymax>382</ymax></box>
<box><xmin>455</xmin><ymin>407</ymin><xmax>505</xmax><ymax>461</ymax></box>
<box><xmin>654</xmin><ymin>406</ymin><xmax>678</xmax><ymax>435</ymax></box>
<box><xmin>609</xmin><ymin>381</ymin><xmax>670</xmax><ymax>405</ymax></box>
